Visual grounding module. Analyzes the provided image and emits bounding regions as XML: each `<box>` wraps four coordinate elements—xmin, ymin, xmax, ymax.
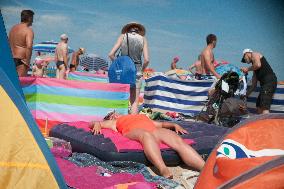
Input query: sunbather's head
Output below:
<box><xmin>103</xmin><ymin>110</ymin><xmax>120</xmax><ymax>120</ymax></box>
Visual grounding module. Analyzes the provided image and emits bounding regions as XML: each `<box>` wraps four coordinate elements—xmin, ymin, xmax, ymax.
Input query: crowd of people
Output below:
<box><xmin>7</xmin><ymin>9</ymin><xmax>279</xmax><ymax>178</ymax></box>
<box><xmin>9</xmin><ymin>10</ymin><xmax>278</xmax><ymax>115</ymax></box>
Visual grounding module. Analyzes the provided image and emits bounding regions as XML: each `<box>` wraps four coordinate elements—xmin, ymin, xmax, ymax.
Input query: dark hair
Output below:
<box><xmin>206</xmin><ymin>34</ymin><xmax>217</xmax><ymax>45</ymax></box>
<box><xmin>21</xmin><ymin>10</ymin><xmax>34</xmax><ymax>22</ymax></box>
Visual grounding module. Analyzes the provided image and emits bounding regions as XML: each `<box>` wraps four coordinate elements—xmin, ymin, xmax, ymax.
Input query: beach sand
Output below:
<box><xmin>147</xmin><ymin>165</ymin><xmax>200</xmax><ymax>189</ymax></box>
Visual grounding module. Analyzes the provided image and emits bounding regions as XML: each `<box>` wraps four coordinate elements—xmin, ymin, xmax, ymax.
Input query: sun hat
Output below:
<box><xmin>60</xmin><ymin>33</ymin><xmax>68</xmax><ymax>40</ymax></box>
<box><xmin>241</xmin><ymin>48</ymin><xmax>253</xmax><ymax>63</ymax></box>
<box><xmin>121</xmin><ymin>22</ymin><xmax>146</xmax><ymax>36</ymax></box>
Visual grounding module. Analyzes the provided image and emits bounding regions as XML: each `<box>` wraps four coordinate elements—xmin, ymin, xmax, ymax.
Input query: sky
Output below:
<box><xmin>1</xmin><ymin>0</ymin><xmax>284</xmax><ymax>80</ymax></box>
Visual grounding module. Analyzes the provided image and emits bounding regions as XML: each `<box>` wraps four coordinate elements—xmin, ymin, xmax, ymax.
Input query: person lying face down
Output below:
<box><xmin>90</xmin><ymin>113</ymin><xmax>205</xmax><ymax>178</ymax></box>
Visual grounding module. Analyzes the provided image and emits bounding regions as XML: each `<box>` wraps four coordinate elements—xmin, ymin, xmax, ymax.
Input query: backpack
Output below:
<box><xmin>108</xmin><ymin>56</ymin><xmax>136</xmax><ymax>88</ymax></box>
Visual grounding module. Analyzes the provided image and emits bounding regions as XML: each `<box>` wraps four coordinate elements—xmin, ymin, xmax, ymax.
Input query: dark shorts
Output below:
<box><xmin>69</xmin><ymin>64</ymin><xmax>75</xmax><ymax>69</ymax></box>
<box><xmin>56</xmin><ymin>61</ymin><xmax>65</xmax><ymax>69</ymax></box>
<box><xmin>14</xmin><ymin>58</ymin><xmax>24</xmax><ymax>67</ymax></box>
<box><xmin>256</xmin><ymin>82</ymin><xmax>277</xmax><ymax>109</ymax></box>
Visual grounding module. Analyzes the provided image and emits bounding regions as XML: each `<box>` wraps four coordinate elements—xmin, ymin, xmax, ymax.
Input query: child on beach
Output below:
<box><xmin>32</xmin><ymin>53</ymin><xmax>48</xmax><ymax>77</ymax></box>
<box><xmin>90</xmin><ymin>113</ymin><xmax>205</xmax><ymax>178</ymax></box>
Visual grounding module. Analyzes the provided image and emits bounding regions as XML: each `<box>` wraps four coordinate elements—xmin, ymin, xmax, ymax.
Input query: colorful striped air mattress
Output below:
<box><xmin>20</xmin><ymin>77</ymin><xmax>129</xmax><ymax>129</ymax></box>
<box><xmin>143</xmin><ymin>73</ymin><xmax>214</xmax><ymax>115</ymax></box>
<box><xmin>49</xmin><ymin>121</ymin><xmax>228</xmax><ymax>165</ymax></box>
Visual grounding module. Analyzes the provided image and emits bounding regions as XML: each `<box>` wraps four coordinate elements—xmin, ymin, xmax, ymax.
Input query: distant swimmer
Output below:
<box><xmin>9</xmin><ymin>10</ymin><xmax>34</xmax><ymax>77</ymax></box>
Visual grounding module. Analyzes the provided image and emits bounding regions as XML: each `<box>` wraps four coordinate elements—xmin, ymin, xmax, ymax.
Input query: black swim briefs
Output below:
<box><xmin>14</xmin><ymin>58</ymin><xmax>24</xmax><ymax>67</ymax></box>
<box><xmin>56</xmin><ymin>61</ymin><xmax>65</xmax><ymax>68</ymax></box>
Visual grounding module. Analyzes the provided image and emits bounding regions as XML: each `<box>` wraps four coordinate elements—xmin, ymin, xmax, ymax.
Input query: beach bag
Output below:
<box><xmin>108</xmin><ymin>33</ymin><xmax>136</xmax><ymax>87</ymax></box>
<box><xmin>108</xmin><ymin>56</ymin><xmax>136</xmax><ymax>87</ymax></box>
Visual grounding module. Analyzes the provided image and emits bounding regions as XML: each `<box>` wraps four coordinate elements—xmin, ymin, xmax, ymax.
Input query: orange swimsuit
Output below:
<box><xmin>116</xmin><ymin>114</ymin><xmax>156</xmax><ymax>135</ymax></box>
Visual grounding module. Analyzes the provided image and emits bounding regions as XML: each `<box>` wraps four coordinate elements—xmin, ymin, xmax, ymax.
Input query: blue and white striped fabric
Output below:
<box><xmin>33</xmin><ymin>41</ymin><xmax>74</xmax><ymax>53</ymax></box>
<box><xmin>144</xmin><ymin>73</ymin><xmax>214</xmax><ymax>115</ymax></box>
<box><xmin>247</xmin><ymin>84</ymin><xmax>284</xmax><ymax>113</ymax></box>
<box><xmin>79</xmin><ymin>54</ymin><xmax>108</xmax><ymax>71</ymax></box>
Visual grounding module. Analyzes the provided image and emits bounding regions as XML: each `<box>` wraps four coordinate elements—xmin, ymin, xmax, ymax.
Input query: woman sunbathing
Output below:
<box><xmin>90</xmin><ymin>113</ymin><xmax>205</xmax><ymax>178</ymax></box>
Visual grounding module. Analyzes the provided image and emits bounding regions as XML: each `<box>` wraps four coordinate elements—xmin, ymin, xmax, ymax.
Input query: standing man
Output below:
<box><xmin>69</xmin><ymin>47</ymin><xmax>85</xmax><ymax>72</ymax></box>
<box><xmin>9</xmin><ymin>10</ymin><xmax>34</xmax><ymax>77</ymax></box>
<box><xmin>240</xmin><ymin>49</ymin><xmax>277</xmax><ymax>114</ymax></box>
<box><xmin>55</xmin><ymin>34</ymin><xmax>69</xmax><ymax>79</ymax></box>
<box><xmin>200</xmin><ymin>34</ymin><xmax>221</xmax><ymax>79</ymax></box>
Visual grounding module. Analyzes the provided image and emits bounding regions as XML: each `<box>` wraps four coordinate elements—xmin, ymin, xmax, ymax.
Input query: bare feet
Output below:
<box><xmin>160</xmin><ymin>167</ymin><xmax>173</xmax><ymax>179</ymax></box>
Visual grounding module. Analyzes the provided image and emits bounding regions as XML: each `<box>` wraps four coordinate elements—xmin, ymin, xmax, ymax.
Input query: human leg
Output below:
<box><xmin>124</xmin><ymin>129</ymin><xmax>172</xmax><ymax>178</ymax></box>
<box><xmin>258</xmin><ymin>83</ymin><xmax>276</xmax><ymax>114</ymax></box>
<box><xmin>16</xmin><ymin>64</ymin><xmax>29</xmax><ymax>77</ymax></box>
<box><xmin>58</xmin><ymin>64</ymin><xmax>66</xmax><ymax>79</ymax></box>
<box><xmin>153</xmin><ymin>128</ymin><xmax>205</xmax><ymax>171</ymax></box>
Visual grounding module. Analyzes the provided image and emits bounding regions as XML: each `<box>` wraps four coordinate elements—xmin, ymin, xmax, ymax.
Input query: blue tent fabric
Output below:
<box><xmin>0</xmin><ymin>11</ymin><xmax>67</xmax><ymax>188</ymax></box>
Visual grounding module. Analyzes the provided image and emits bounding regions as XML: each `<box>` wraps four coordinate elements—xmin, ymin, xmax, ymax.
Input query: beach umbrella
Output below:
<box><xmin>79</xmin><ymin>54</ymin><xmax>108</xmax><ymax>71</ymax></box>
<box><xmin>33</xmin><ymin>41</ymin><xmax>74</xmax><ymax>54</ymax></box>
<box><xmin>215</xmin><ymin>63</ymin><xmax>244</xmax><ymax>77</ymax></box>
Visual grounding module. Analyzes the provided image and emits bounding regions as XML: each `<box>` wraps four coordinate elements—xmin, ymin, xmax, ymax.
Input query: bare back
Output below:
<box><xmin>55</xmin><ymin>42</ymin><xmax>68</xmax><ymax>62</ymax></box>
<box><xmin>200</xmin><ymin>47</ymin><xmax>214</xmax><ymax>75</ymax></box>
<box><xmin>9</xmin><ymin>23</ymin><xmax>34</xmax><ymax>62</ymax></box>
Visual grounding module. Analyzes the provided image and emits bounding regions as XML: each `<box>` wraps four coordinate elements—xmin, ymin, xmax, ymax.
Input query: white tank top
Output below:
<box><xmin>121</xmin><ymin>32</ymin><xmax>144</xmax><ymax>65</ymax></box>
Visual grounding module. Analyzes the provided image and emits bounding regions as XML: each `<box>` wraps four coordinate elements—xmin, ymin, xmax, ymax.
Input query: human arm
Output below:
<box><xmin>24</xmin><ymin>28</ymin><xmax>34</xmax><ymax>66</ymax></box>
<box><xmin>246</xmin><ymin>72</ymin><xmax>257</xmax><ymax>97</ymax></box>
<box><xmin>108</xmin><ymin>34</ymin><xmax>124</xmax><ymax>61</ymax></box>
<box><xmin>189</xmin><ymin>63</ymin><xmax>196</xmax><ymax>74</ymax></box>
<box><xmin>204</xmin><ymin>51</ymin><xmax>221</xmax><ymax>79</ymax></box>
<box><xmin>63</xmin><ymin>44</ymin><xmax>68</xmax><ymax>68</ymax></box>
<box><xmin>142</xmin><ymin>37</ymin><xmax>150</xmax><ymax>71</ymax></box>
<box><xmin>90</xmin><ymin>120</ymin><xmax>118</xmax><ymax>135</ymax></box>
<box><xmin>153</xmin><ymin>121</ymin><xmax>188</xmax><ymax>134</ymax></box>
<box><xmin>71</xmin><ymin>52</ymin><xmax>76</xmax><ymax>65</ymax></box>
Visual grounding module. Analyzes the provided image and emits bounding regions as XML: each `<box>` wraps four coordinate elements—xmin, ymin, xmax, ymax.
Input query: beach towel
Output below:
<box><xmin>56</xmin><ymin>157</ymin><xmax>155</xmax><ymax>189</ymax></box>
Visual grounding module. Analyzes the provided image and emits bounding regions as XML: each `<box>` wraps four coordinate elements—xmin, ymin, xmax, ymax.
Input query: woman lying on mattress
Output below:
<box><xmin>90</xmin><ymin>112</ymin><xmax>205</xmax><ymax>178</ymax></box>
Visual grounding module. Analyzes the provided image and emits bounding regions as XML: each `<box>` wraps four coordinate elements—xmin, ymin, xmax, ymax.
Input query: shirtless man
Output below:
<box><xmin>55</xmin><ymin>34</ymin><xmax>69</xmax><ymax>79</ymax></box>
<box><xmin>69</xmin><ymin>47</ymin><xmax>85</xmax><ymax>72</ymax></box>
<box><xmin>240</xmin><ymin>49</ymin><xmax>277</xmax><ymax>114</ymax></box>
<box><xmin>200</xmin><ymin>34</ymin><xmax>221</xmax><ymax>79</ymax></box>
<box><xmin>9</xmin><ymin>10</ymin><xmax>34</xmax><ymax>77</ymax></box>
<box><xmin>189</xmin><ymin>55</ymin><xmax>203</xmax><ymax>80</ymax></box>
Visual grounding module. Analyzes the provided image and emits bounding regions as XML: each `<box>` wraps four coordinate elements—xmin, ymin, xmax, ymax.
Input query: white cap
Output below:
<box><xmin>242</xmin><ymin>48</ymin><xmax>253</xmax><ymax>55</ymax></box>
<box><xmin>60</xmin><ymin>33</ymin><xmax>68</xmax><ymax>40</ymax></box>
<box><xmin>241</xmin><ymin>48</ymin><xmax>253</xmax><ymax>63</ymax></box>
